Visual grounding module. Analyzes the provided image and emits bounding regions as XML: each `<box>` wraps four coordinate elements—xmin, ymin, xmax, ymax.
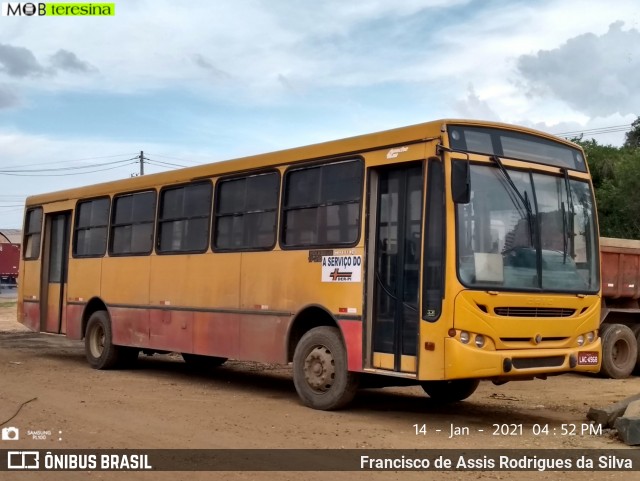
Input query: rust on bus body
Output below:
<box><xmin>102</xmin><ymin>307</ymin><xmax>292</xmax><ymax>364</ymax></box>
<box><xmin>109</xmin><ymin>307</ymin><xmax>150</xmax><ymax>347</ymax></box>
<box><xmin>65</xmin><ymin>304</ymin><xmax>84</xmax><ymax>339</ymax></box>
<box><xmin>22</xmin><ymin>301</ymin><xmax>40</xmax><ymax>332</ymax></box>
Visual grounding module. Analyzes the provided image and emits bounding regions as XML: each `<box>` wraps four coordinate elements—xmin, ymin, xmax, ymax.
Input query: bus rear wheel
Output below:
<box><xmin>293</xmin><ymin>326</ymin><xmax>358</xmax><ymax>410</ymax></box>
<box><xmin>420</xmin><ymin>379</ymin><xmax>480</xmax><ymax>403</ymax></box>
<box><xmin>85</xmin><ymin>310</ymin><xmax>137</xmax><ymax>369</ymax></box>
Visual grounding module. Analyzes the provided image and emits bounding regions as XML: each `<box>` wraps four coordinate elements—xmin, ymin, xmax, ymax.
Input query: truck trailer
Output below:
<box><xmin>600</xmin><ymin>237</ymin><xmax>640</xmax><ymax>378</ymax></box>
<box><xmin>0</xmin><ymin>242</ymin><xmax>19</xmax><ymax>287</ymax></box>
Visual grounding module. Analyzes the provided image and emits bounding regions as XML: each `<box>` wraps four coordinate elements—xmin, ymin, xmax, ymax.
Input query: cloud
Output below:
<box><xmin>0</xmin><ymin>43</ymin><xmax>97</xmax><ymax>79</ymax></box>
<box><xmin>50</xmin><ymin>49</ymin><xmax>97</xmax><ymax>74</ymax></box>
<box><xmin>0</xmin><ymin>43</ymin><xmax>47</xmax><ymax>77</ymax></box>
<box><xmin>0</xmin><ymin>85</ymin><xmax>19</xmax><ymax>108</ymax></box>
<box><xmin>516</xmin><ymin>22</ymin><xmax>640</xmax><ymax>117</ymax></box>
<box><xmin>455</xmin><ymin>85</ymin><xmax>500</xmax><ymax>121</ymax></box>
<box><xmin>192</xmin><ymin>54</ymin><xmax>231</xmax><ymax>80</ymax></box>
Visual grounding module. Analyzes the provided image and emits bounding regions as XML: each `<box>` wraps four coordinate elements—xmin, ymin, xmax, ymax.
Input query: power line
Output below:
<box><xmin>554</xmin><ymin>124</ymin><xmax>631</xmax><ymax>137</ymax></box>
<box><xmin>145</xmin><ymin>161</ymin><xmax>181</xmax><ymax>170</ymax></box>
<box><xmin>0</xmin><ymin>162</ymin><xmax>138</xmax><ymax>177</ymax></box>
<box><xmin>0</xmin><ymin>158</ymin><xmax>137</xmax><ymax>174</ymax></box>
<box><xmin>0</xmin><ymin>153</ymin><xmax>137</xmax><ymax>171</ymax></box>
<box><xmin>145</xmin><ymin>152</ymin><xmax>202</xmax><ymax>165</ymax></box>
<box><xmin>145</xmin><ymin>157</ymin><xmax>189</xmax><ymax>168</ymax></box>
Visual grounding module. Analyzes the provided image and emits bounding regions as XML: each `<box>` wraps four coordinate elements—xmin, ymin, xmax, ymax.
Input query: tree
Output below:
<box><xmin>574</xmin><ymin>138</ymin><xmax>617</xmax><ymax>189</ymax></box>
<box><xmin>581</xmin><ymin>136</ymin><xmax>640</xmax><ymax>238</ymax></box>
<box><xmin>624</xmin><ymin>116</ymin><xmax>640</xmax><ymax>149</ymax></box>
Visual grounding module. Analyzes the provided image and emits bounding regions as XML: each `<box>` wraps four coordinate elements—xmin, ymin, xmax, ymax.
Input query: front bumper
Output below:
<box><xmin>443</xmin><ymin>337</ymin><xmax>602</xmax><ymax>380</ymax></box>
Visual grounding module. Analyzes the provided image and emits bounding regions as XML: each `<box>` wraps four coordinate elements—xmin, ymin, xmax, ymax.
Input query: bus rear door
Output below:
<box><xmin>41</xmin><ymin>212</ymin><xmax>71</xmax><ymax>334</ymax></box>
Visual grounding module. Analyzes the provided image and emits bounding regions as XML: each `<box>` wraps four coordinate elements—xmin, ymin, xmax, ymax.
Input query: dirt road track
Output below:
<box><xmin>1</xmin><ymin>304</ymin><xmax>639</xmax><ymax>481</ymax></box>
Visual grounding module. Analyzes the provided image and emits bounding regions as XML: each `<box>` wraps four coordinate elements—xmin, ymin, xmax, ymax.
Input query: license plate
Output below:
<box><xmin>578</xmin><ymin>351</ymin><xmax>599</xmax><ymax>365</ymax></box>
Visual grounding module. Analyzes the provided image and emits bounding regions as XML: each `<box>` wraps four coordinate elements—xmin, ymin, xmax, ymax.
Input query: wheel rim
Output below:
<box><xmin>303</xmin><ymin>345</ymin><xmax>336</xmax><ymax>393</ymax></box>
<box><xmin>612</xmin><ymin>339</ymin><xmax>631</xmax><ymax>366</ymax></box>
<box><xmin>89</xmin><ymin>324</ymin><xmax>105</xmax><ymax>359</ymax></box>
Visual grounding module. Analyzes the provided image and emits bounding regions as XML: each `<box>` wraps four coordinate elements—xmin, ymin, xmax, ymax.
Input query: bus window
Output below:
<box><xmin>282</xmin><ymin>159</ymin><xmax>363</xmax><ymax>248</ymax></box>
<box><xmin>110</xmin><ymin>190</ymin><xmax>156</xmax><ymax>256</ymax></box>
<box><xmin>157</xmin><ymin>181</ymin><xmax>212</xmax><ymax>253</ymax></box>
<box><xmin>23</xmin><ymin>207</ymin><xmax>43</xmax><ymax>260</ymax></box>
<box><xmin>214</xmin><ymin>172</ymin><xmax>279</xmax><ymax>251</ymax></box>
<box><xmin>73</xmin><ymin>198</ymin><xmax>110</xmax><ymax>257</ymax></box>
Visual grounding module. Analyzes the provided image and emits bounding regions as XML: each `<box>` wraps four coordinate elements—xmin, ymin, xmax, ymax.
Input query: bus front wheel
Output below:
<box><xmin>420</xmin><ymin>379</ymin><xmax>480</xmax><ymax>403</ymax></box>
<box><xmin>85</xmin><ymin>310</ymin><xmax>137</xmax><ymax>370</ymax></box>
<box><xmin>293</xmin><ymin>326</ymin><xmax>358</xmax><ymax>410</ymax></box>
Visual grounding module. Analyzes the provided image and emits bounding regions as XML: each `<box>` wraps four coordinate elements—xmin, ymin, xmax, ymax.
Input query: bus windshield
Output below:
<box><xmin>456</xmin><ymin>164</ymin><xmax>599</xmax><ymax>293</ymax></box>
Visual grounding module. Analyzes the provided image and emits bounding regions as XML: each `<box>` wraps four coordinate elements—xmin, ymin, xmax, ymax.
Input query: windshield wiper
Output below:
<box><xmin>562</xmin><ymin>168</ymin><xmax>575</xmax><ymax>261</ymax></box>
<box><xmin>561</xmin><ymin>201</ymin><xmax>568</xmax><ymax>263</ymax></box>
<box><xmin>490</xmin><ymin>155</ymin><xmax>535</xmax><ymax>245</ymax></box>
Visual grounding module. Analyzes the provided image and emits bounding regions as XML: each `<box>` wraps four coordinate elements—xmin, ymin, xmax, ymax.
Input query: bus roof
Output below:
<box><xmin>25</xmin><ymin>119</ymin><xmax>579</xmax><ymax>206</ymax></box>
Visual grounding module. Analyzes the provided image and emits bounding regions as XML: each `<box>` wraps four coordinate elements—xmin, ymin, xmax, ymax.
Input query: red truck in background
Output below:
<box><xmin>600</xmin><ymin>237</ymin><xmax>640</xmax><ymax>378</ymax></box>
<box><xmin>0</xmin><ymin>242</ymin><xmax>19</xmax><ymax>287</ymax></box>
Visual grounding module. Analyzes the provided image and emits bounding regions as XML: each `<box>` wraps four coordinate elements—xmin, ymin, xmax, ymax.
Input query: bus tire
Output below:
<box><xmin>420</xmin><ymin>379</ymin><xmax>480</xmax><ymax>403</ymax></box>
<box><xmin>293</xmin><ymin>326</ymin><xmax>358</xmax><ymax>410</ymax></box>
<box><xmin>182</xmin><ymin>353</ymin><xmax>227</xmax><ymax>369</ymax></box>
<box><xmin>600</xmin><ymin>323</ymin><xmax>637</xmax><ymax>379</ymax></box>
<box><xmin>84</xmin><ymin>310</ymin><xmax>131</xmax><ymax>370</ymax></box>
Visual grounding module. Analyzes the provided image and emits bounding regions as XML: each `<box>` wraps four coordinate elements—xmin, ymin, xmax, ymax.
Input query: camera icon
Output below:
<box><xmin>2</xmin><ymin>427</ymin><xmax>20</xmax><ymax>441</ymax></box>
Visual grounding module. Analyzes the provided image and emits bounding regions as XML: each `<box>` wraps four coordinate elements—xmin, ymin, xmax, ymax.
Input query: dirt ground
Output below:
<box><xmin>1</xmin><ymin>302</ymin><xmax>639</xmax><ymax>481</ymax></box>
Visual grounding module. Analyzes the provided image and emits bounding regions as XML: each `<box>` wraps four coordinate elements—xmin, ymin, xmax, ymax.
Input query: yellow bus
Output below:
<box><xmin>18</xmin><ymin>119</ymin><xmax>602</xmax><ymax>410</ymax></box>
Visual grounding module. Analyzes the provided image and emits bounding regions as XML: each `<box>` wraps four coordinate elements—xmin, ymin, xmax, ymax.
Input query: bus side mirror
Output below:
<box><xmin>451</xmin><ymin>161</ymin><xmax>470</xmax><ymax>204</ymax></box>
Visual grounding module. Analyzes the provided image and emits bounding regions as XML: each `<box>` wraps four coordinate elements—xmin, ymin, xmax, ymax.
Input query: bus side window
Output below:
<box><xmin>282</xmin><ymin>159</ymin><xmax>363</xmax><ymax>248</ymax></box>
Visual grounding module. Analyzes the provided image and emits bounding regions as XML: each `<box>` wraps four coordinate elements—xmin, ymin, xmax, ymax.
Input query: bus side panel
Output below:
<box><xmin>67</xmin><ymin>258</ymin><xmax>103</xmax><ymax>309</ymax></box>
<box><xmin>101</xmin><ymin>257</ymin><xmax>151</xmax><ymax>306</ymax></box>
<box><xmin>65</xmin><ymin>303</ymin><xmax>84</xmax><ymax>339</ymax></box>
<box><xmin>22</xmin><ymin>301</ymin><xmax>40</xmax><ymax>332</ymax></box>
<box><xmin>149</xmin><ymin>254</ymin><xmax>241</xmax><ymax>311</ymax></box>
<box><xmin>149</xmin><ymin>309</ymin><xmax>193</xmax><ymax>353</ymax></box>
<box><xmin>238</xmin><ymin>314</ymin><xmax>289</xmax><ymax>363</ymax></box>
<box><xmin>19</xmin><ymin>260</ymin><xmax>42</xmax><ymax>331</ymax></box>
<box><xmin>193</xmin><ymin>311</ymin><xmax>240</xmax><ymax>359</ymax></box>
<box><xmin>338</xmin><ymin>319</ymin><xmax>362</xmax><ymax>372</ymax></box>
<box><xmin>110</xmin><ymin>307</ymin><xmax>150</xmax><ymax>347</ymax></box>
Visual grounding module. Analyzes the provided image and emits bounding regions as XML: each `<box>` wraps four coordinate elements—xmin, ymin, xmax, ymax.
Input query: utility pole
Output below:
<box><xmin>139</xmin><ymin>150</ymin><xmax>145</xmax><ymax>176</ymax></box>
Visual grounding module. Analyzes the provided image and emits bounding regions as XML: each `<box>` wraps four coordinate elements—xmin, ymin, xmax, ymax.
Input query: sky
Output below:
<box><xmin>0</xmin><ymin>0</ymin><xmax>639</xmax><ymax>228</ymax></box>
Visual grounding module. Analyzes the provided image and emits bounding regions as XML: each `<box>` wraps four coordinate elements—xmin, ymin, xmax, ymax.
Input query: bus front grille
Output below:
<box><xmin>500</xmin><ymin>337</ymin><xmax>568</xmax><ymax>344</ymax></box>
<box><xmin>493</xmin><ymin>307</ymin><xmax>576</xmax><ymax>317</ymax></box>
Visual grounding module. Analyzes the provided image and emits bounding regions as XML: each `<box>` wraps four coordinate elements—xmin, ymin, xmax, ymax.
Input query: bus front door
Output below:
<box><xmin>370</xmin><ymin>163</ymin><xmax>423</xmax><ymax>373</ymax></box>
<box><xmin>41</xmin><ymin>212</ymin><xmax>71</xmax><ymax>334</ymax></box>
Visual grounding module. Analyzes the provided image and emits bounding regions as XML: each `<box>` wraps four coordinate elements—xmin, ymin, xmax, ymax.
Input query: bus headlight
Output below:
<box><xmin>460</xmin><ymin>331</ymin><xmax>470</xmax><ymax>344</ymax></box>
<box><xmin>475</xmin><ymin>335</ymin><xmax>485</xmax><ymax>348</ymax></box>
<box><xmin>586</xmin><ymin>331</ymin><xmax>595</xmax><ymax>343</ymax></box>
<box><xmin>577</xmin><ymin>335</ymin><xmax>585</xmax><ymax>346</ymax></box>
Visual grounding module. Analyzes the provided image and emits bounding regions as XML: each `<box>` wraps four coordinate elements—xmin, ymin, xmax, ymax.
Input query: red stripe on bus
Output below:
<box><xmin>22</xmin><ymin>302</ymin><xmax>40</xmax><ymax>332</ymax></box>
<box><xmin>65</xmin><ymin>304</ymin><xmax>84</xmax><ymax>340</ymax></box>
<box><xmin>101</xmin><ymin>306</ymin><xmax>291</xmax><ymax>364</ymax></box>
<box><xmin>338</xmin><ymin>319</ymin><xmax>362</xmax><ymax>372</ymax></box>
